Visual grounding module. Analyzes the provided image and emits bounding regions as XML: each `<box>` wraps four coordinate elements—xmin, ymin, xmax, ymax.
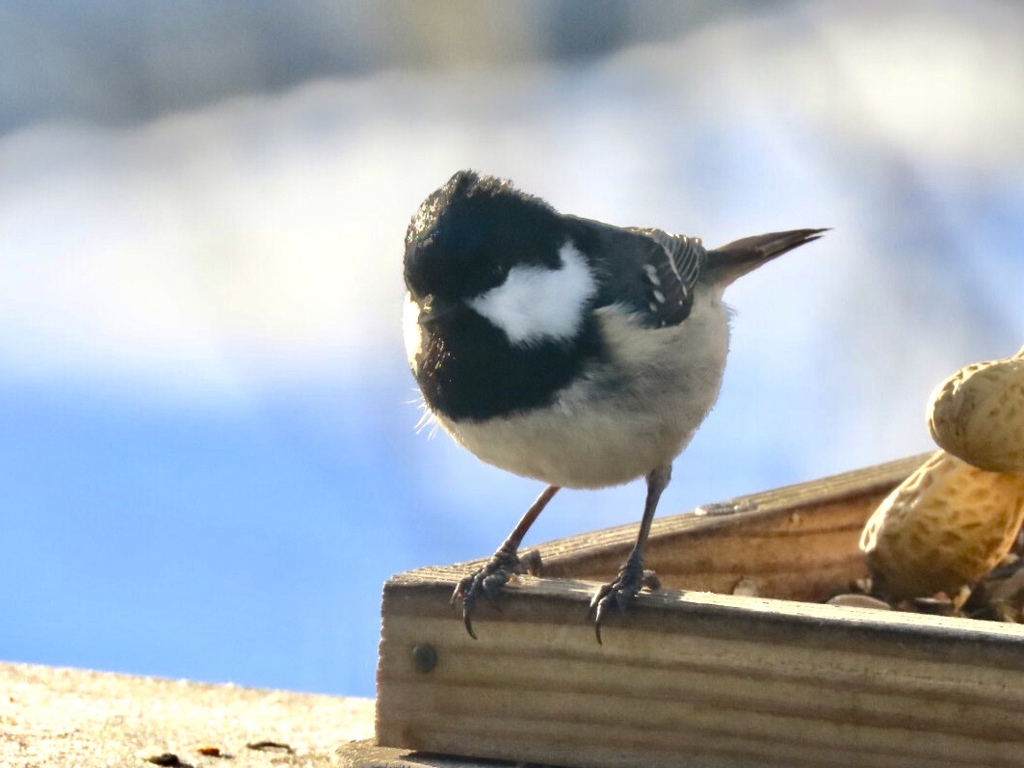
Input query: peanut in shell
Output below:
<box><xmin>928</xmin><ymin>347</ymin><xmax>1024</xmax><ymax>473</ymax></box>
<box><xmin>860</xmin><ymin>450</ymin><xmax>1024</xmax><ymax>600</ymax></box>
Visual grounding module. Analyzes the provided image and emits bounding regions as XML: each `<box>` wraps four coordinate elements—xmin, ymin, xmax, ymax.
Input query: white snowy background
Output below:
<box><xmin>2</xmin><ymin>1</ymin><xmax>1022</xmax><ymax>697</ymax></box>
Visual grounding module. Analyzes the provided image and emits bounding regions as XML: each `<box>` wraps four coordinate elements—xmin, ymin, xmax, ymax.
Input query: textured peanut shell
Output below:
<box><xmin>860</xmin><ymin>450</ymin><xmax>1024</xmax><ymax>599</ymax></box>
<box><xmin>928</xmin><ymin>351</ymin><xmax>1024</xmax><ymax>472</ymax></box>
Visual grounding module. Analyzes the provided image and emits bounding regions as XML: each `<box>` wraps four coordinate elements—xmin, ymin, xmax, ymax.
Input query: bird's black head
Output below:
<box><xmin>404</xmin><ymin>170</ymin><xmax>565</xmax><ymax>305</ymax></box>
<box><xmin>402</xmin><ymin>171</ymin><xmax>607</xmax><ymax>421</ymax></box>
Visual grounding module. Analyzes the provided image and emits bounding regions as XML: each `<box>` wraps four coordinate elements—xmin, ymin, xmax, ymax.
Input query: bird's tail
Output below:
<box><xmin>706</xmin><ymin>228</ymin><xmax>827</xmax><ymax>286</ymax></box>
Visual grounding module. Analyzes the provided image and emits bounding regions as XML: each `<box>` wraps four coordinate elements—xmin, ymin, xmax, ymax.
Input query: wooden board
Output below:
<box><xmin>374</xmin><ymin>454</ymin><xmax>1024</xmax><ymax>768</ymax></box>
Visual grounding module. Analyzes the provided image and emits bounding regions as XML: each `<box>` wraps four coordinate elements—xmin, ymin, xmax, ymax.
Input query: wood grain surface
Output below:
<box><xmin>374</xmin><ymin>454</ymin><xmax>1024</xmax><ymax>768</ymax></box>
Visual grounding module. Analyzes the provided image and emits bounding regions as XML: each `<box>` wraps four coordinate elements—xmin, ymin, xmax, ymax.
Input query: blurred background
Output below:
<box><xmin>2</xmin><ymin>0</ymin><xmax>1022</xmax><ymax>698</ymax></box>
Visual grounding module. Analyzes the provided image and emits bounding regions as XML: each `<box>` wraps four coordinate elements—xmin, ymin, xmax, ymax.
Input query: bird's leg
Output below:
<box><xmin>453</xmin><ymin>484</ymin><xmax>560</xmax><ymax>639</ymax></box>
<box><xmin>590</xmin><ymin>465</ymin><xmax>671</xmax><ymax>644</ymax></box>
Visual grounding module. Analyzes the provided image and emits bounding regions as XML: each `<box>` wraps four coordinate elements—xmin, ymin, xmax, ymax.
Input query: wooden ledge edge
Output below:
<box><xmin>338</xmin><ymin>739</ymin><xmax>519</xmax><ymax>767</ymax></box>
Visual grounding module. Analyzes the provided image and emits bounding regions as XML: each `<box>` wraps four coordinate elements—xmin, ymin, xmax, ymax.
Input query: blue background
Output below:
<box><xmin>2</xmin><ymin>1</ymin><xmax>1022</xmax><ymax>698</ymax></box>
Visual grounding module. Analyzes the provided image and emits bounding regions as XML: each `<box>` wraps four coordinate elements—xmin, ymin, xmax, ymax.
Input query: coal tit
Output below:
<box><xmin>403</xmin><ymin>170</ymin><xmax>825</xmax><ymax>641</ymax></box>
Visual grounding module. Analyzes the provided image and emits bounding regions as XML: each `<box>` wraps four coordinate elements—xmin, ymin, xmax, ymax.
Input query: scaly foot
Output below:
<box><xmin>451</xmin><ymin>543</ymin><xmax>528</xmax><ymax>639</ymax></box>
<box><xmin>590</xmin><ymin>553</ymin><xmax>661</xmax><ymax>644</ymax></box>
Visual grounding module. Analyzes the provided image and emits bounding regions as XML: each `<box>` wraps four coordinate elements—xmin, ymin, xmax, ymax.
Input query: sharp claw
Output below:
<box><xmin>458</xmin><ymin>577</ymin><xmax>480</xmax><ymax>639</ymax></box>
<box><xmin>463</xmin><ymin>608</ymin><xmax>478</xmax><ymax>640</ymax></box>
<box><xmin>593</xmin><ymin>599</ymin><xmax>608</xmax><ymax>644</ymax></box>
<box><xmin>590</xmin><ymin>560</ymin><xmax>658</xmax><ymax>644</ymax></box>
<box><xmin>451</xmin><ymin>578</ymin><xmax>467</xmax><ymax>607</ymax></box>
<box><xmin>451</xmin><ymin>546</ymin><xmax>521</xmax><ymax>638</ymax></box>
<box><xmin>589</xmin><ymin>583</ymin><xmax>612</xmax><ymax>645</ymax></box>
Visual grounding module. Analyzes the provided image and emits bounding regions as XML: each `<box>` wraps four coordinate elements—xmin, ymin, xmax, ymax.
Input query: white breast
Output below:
<box><xmin>402</xmin><ymin>292</ymin><xmax>424</xmax><ymax>374</ymax></box>
<box><xmin>437</xmin><ymin>289</ymin><xmax>731</xmax><ymax>489</ymax></box>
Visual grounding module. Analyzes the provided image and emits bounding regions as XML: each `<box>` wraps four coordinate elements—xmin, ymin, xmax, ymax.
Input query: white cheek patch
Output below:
<box><xmin>402</xmin><ymin>292</ymin><xmax>424</xmax><ymax>372</ymax></box>
<box><xmin>469</xmin><ymin>241</ymin><xmax>596</xmax><ymax>346</ymax></box>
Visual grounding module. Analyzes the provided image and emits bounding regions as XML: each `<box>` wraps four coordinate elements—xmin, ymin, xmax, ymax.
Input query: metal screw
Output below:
<box><xmin>412</xmin><ymin>643</ymin><xmax>438</xmax><ymax>673</ymax></box>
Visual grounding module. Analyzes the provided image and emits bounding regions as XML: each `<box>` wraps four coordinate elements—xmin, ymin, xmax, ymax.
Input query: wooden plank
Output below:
<box><xmin>375</xmin><ymin>454</ymin><xmax>1024</xmax><ymax>767</ymax></box>
<box><xmin>376</xmin><ymin>575</ymin><xmax>1024</xmax><ymax>768</ymax></box>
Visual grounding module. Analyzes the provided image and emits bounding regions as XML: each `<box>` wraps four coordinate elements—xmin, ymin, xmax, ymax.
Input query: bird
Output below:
<box><xmin>402</xmin><ymin>169</ymin><xmax>825</xmax><ymax>642</ymax></box>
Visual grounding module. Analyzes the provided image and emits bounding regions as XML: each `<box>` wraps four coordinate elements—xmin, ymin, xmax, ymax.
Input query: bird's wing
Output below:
<box><xmin>625</xmin><ymin>227</ymin><xmax>708</xmax><ymax>328</ymax></box>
